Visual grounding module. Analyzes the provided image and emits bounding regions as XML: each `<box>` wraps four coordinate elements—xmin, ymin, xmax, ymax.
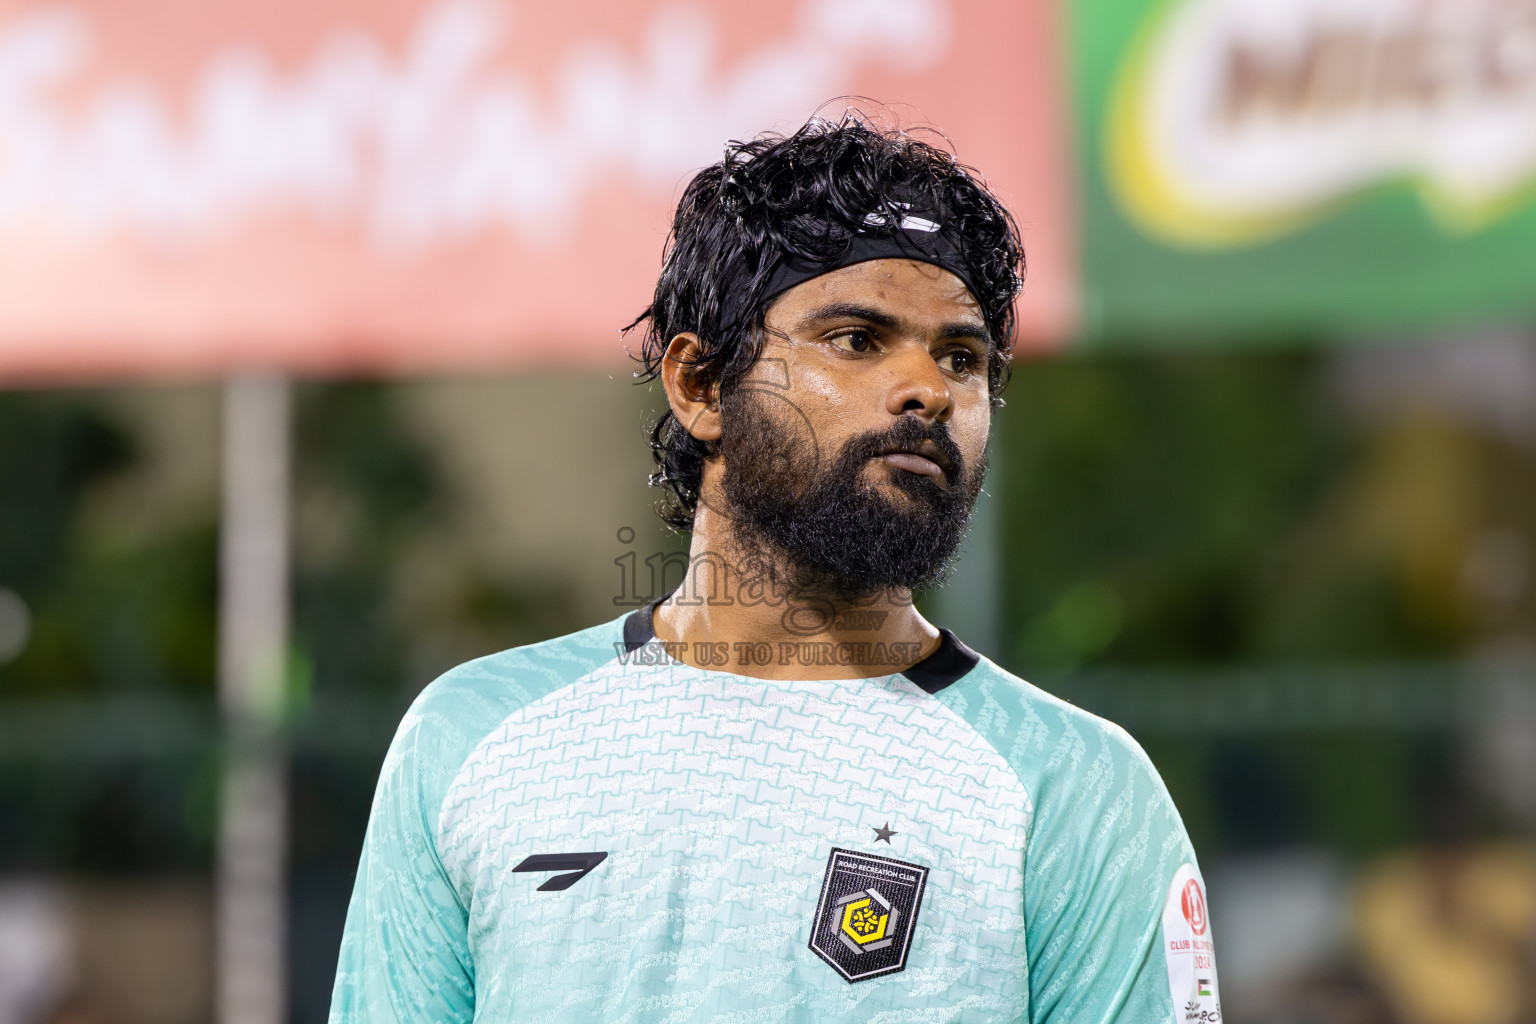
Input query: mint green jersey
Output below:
<box><xmin>329</xmin><ymin>609</ymin><xmax>1221</xmax><ymax>1023</ymax></box>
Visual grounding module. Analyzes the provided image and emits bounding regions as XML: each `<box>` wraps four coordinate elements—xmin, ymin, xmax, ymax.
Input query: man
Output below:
<box><xmin>330</xmin><ymin>115</ymin><xmax>1220</xmax><ymax>1023</ymax></box>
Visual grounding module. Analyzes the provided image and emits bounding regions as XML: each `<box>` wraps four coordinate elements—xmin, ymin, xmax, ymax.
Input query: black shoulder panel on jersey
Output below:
<box><xmin>902</xmin><ymin>629</ymin><xmax>979</xmax><ymax>695</ymax></box>
<box><xmin>622</xmin><ymin>597</ymin><xmax>665</xmax><ymax>652</ymax></box>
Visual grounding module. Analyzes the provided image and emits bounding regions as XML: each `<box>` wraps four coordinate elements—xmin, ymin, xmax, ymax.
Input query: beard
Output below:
<box><xmin>715</xmin><ymin>385</ymin><xmax>987</xmax><ymax>603</ymax></box>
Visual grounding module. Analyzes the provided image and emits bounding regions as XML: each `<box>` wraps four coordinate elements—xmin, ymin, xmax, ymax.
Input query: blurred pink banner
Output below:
<box><xmin>0</xmin><ymin>0</ymin><xmax>1074</xmax><ymax>382</ymax></box>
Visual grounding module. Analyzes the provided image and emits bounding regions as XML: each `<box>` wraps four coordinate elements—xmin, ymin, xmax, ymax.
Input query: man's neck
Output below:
<box><xmin>649</xmin><ymin>501</ymin><xmax>941</xmax><ymax>680</ymax></box>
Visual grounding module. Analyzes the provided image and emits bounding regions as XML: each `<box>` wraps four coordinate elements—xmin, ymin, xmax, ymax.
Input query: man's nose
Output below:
<box><xmin>884</xmin><ymin>346</ymin><xmax>953</xmax><ymax>424</ymax></box>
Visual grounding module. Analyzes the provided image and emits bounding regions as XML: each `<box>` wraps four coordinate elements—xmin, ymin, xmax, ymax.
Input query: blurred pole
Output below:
<box><xmin>217</xmin><ymin>374</ymin><xmax>290</xmax><ymax>1024</ymax></box>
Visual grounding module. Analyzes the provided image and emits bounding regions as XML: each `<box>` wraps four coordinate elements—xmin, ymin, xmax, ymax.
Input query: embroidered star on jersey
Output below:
<box><xmin>872</xmin><ymin>822</ymin><xmax>897</xmax><ymax>844</ymax></box>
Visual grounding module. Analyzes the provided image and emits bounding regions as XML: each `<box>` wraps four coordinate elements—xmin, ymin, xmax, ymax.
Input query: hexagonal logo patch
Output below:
<box><xmin>809</xmin><ymin>848</ymin><xmax>928</xmax><ymax>983</ymax></box>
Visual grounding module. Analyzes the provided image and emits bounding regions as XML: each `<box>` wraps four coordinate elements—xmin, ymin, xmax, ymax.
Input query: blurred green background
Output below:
<box><xmin>3</xmin><ymin>335</ymin><xmax>1534</xmax><ymax>1023</ymax></box>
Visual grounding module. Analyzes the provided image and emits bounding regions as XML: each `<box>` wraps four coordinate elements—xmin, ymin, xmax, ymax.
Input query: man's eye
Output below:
<box><xmin>832</xmin><ymin>330</ymin><xmax>874</xmax><ymax>353</ymax></box>
<box><xmin>940</xmin><ymin>349</ymin><xmax>980</xmax><ymax>375</ymax></box>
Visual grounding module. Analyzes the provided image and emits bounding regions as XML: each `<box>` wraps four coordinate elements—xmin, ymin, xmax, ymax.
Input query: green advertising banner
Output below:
<box><xmin>1074</xmin><ymin>0</ymin><xmax>1536</xmax><ymax>341</ymax></box>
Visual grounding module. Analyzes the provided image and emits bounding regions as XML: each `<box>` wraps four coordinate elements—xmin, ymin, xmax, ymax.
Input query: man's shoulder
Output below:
<box><xmin>940</xmin><ymin>656</ymin><xmax>1191</xmax><ymax>877</ymax></box>
<box><xmin>936</xmin><ymin>654</ymin><xmax>1161</xmax><ymax>795</ymax></box>
<box><xmin>412</xmin><ymin>613</ymin><xmax>628</xmax><ymax>722</ymax></box>
<box><xmin>384</xmin><ymin>614</ymin><xmax>629</xmax><ymax>782</ymax></box>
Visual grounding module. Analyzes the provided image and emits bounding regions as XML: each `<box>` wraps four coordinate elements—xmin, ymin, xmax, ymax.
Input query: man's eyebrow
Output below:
<box><xmin>938</xmin><ymin>322</ymin><xmax>991</xmax><ymax>344</ymax></box>
<box><xmin>795</xmin><ymin>301</ymin><xmax>991</xmax><ymax>344</ymax></box>
<box><xmin>795</xmin><ymin>302</ymin><xmax>902</xmax><ymax>331</ymax></box>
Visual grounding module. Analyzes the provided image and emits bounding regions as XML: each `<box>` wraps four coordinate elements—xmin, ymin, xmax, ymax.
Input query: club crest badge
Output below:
<box><xmin>809</xmin><ymin>848</ymin><xmax>928</xmax><ymax>982</ymax></box>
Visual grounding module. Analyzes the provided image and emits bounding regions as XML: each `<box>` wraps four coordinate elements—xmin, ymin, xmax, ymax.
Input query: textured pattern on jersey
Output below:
<box><xmin>435</xmin><ymin>656</ymin><xmax>1033</xmax><ymax>1023</ymax></box>
<box><xmin>329</xmin><ymin>614</ymin><xmax>1208</xmax><ymax>1024</ymax></box>
<box><xmin>328</xmin><ymin>621</ymin><xmax>622</xmax><ymax>1024</ymax></box>
<box><xmin>937</xmin><ymin>661</ymin><xmax>1200</xmax><ymax>1024</ymax></box>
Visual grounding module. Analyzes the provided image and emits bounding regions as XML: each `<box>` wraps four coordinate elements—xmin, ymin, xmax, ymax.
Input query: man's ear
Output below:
<box><xmin>660</xmin><ymin>332</ymin><xmax>722</xmax><ymax>443</ymax></box>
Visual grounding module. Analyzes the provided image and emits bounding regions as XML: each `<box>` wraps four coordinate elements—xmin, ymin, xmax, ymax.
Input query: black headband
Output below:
<box><xmin>722</xmin><ymin>202</ymin><xmax>980</xmax><ymax>329</ymax></box>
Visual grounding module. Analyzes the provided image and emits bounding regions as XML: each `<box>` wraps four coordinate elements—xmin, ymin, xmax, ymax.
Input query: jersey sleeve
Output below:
<box><xmin>1022</xmin><ymin>719</ymin><xmax>1208</xmax><ymax>1024</ymax></box>
<box><xmin>328</xmin><ymin>704</ymin><xmax>475</xmax><ymax>1024</ymax></box>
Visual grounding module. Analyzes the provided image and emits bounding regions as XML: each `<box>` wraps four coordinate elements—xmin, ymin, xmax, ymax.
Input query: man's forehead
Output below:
<box><xmin>769</xmin><ymin>258</ymin><xmax>984</xmax><ymax>329</ymax></box>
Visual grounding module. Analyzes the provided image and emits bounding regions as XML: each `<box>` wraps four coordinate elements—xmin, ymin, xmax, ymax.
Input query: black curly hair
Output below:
<box><xmin>627</xmin><ymin>112</ymin><xmax>1025</xmax><ymax>531</ymax></box>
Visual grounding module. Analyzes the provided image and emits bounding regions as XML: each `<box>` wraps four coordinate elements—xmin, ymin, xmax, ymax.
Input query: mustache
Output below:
<box><xmin>838</xmin><ymin>418</ymin><xmax>965</xmax><ymax>485</ymax></box>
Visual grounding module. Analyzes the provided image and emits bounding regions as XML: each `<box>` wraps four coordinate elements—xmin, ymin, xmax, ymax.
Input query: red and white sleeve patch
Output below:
<box><xmin>1162</xmin><ymin>864</ymin><xmax>1222</xmax><ymax>1022</ymax></box>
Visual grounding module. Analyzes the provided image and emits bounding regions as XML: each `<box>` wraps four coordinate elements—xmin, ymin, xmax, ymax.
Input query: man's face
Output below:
<box><xmin>714</xmin><ymin>258</ymin><xmax>993</xmax><ymax>599</ymax></box>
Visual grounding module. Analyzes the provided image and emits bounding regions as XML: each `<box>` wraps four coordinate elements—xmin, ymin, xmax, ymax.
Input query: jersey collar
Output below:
<box><xmin>621</xmin><ymin>596</ymin><xmax>978</xmax><ymax>695</ymax></box>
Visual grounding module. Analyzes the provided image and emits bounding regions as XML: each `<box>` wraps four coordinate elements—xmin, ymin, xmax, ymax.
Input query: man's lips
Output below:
<box><xmin>878</xmin><ymin>452</ymin><xmax>946</xmax><ymax>479</ymax></box>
